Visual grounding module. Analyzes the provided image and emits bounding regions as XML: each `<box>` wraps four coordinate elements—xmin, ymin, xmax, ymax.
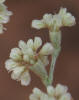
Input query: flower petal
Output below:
<box><xmin>47</xmin><ymin>86</ymin><xmax>55</xmax><ymax>96</ymax></box>
<box><xmin>5</xmin><ymin>59</ymin><xmax>18</xmax><ymax>71</ymax></box>
<box><xmin>34</xmin><ymin>37</ymin><xmax>42</xmax><ymax>51</ymax></box>
<box><xmin>59</xmin><ymin>8</ymin><xmax>76</xmax><ymax>26</ymax></box>
<box><xmin>10</xmin><ymin>48</ymin><xmax>22</xmax><ymax>61</ymax></box>
<box><xmin>55</xmin><ymin>84</ymin><xmax>68</xmax><ymax>96</ymax></box>
<box><xmin>11</xmin><ymin>66</ymin><xmax>25</xmax><ymax>80</ymax></box>
<box><xmin>43</xmin><ymin>13</ymin><xmax>53</xmax><ymax>26</ymax></box>
<box><xmin>26</xmin><ymin>48</ymin><xmax>34</xmax><ymax>57</ymax></box>
<box><xmin>29</xmin><ymin>94</ymin><xmax>39</xmax><ymax>100</ymax></box>
<box><xmin>32</xmin><ymin>20</ymin><xmax>45</xmax><ymax>29</ymax></box>
<box><xmin>20</xmin><ymin>71</ymin><xmax>31</xmax><ymax>86</ymax></box>
<box><xmin>59</xmin><ymin>93</ymin><xmax>71</xmax><ymax>100</ymax></box>
<box><xmin>18</xmin><ymin>40</ymin><xmax>27</xmax><ymax>54</ymax></box>
<box><xmin>27</xmin><ymin>39</ymin><xmax>34</xmax><ymax>49</ymax></box>
<box><xmin>40</xmin><ymin>43</ymin><xmax>53</xmax><ymax>55</ymax></box>
<box><xmin>23</xmin><ymin>55</ymin><xmax>30</xmax><ymax>62</ymax></box>
<box><xmin>33</xmin><ymin>88</ymin><xmax>42</xmax><ymax>96</ymax></box>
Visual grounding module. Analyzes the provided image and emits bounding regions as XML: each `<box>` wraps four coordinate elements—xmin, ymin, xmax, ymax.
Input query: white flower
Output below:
<box><xmin>32</xmin><ymin>8</ymin><xmax>76</xmax><ymax>31</ymax></box>
<box><xmin>0</xmin><ymin>1</ymin><xmax>12</xmax><ymax>34</ymax></box>
<box><xmin>59</xmin><ymin>8</ymin><xmax>76</xmax><ymax>27</ymax></box>
<box><xmin>5</xmin><ymin>37</ymin><xmax>53</xmax><ymax>86</ymax></box>
<box><xmin>59</xmin><ymin>93</ymin><xmax>71</xmax><ymax>100</ymax></box>
<box><xmin>32</xmin><ymin>20</ymin><xmax>45</xmax><ymax>29</ymax></box>
<box><xmin>29</xmin><ymin>84</ymin><xmax>73</xmax><ymax>100</ymax></box>
<box><xmin>20</xmin><ymin>71</ymin><xmax>31</xmax><ymax>86</ymax></box>
<box><xmin>39</xmin><ymin>43</ymin><xmax>54</xmax><ymax>55</ymax></box>
<box><xmin>10</xmin><ymin>48</ymin><xmax>22</xmax><ymax>61</ymax></box>
<box><xmin>55</xmin><ymin>84</ymin><xmax>68</xmax><ymax>96</ymax></box>
<box><xmin>47</xmin><ymin>86</ymin><xmax>55</xmax><ymax>96</ymax></box>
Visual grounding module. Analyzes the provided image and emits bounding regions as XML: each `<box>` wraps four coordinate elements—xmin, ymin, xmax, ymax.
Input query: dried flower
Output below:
<box><xmin>29</xmin><ymin>84</ymin><xmax>72</xmax><ymax>100</ymax></box>
<box><xmin>5</xmin><ymin>37</ymin><xmax>53</xmax><ymax>86</ymax></box>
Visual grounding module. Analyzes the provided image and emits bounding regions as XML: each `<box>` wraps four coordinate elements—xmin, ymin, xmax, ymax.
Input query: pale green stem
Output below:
<box><xmin>48</xmin><ymin>30</ymin><xmax>61</xmax><ymax>86</ymax></box>
<box><xmin>48</xmin><ymin>48</ymin><xmax>61</xmax><ymax>85</ymax></box>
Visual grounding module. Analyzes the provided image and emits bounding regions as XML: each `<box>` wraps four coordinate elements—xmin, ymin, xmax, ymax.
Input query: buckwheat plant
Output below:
<box><xmin>0</xmin><ymin>0</ymin><xmax>12</xmax><ymax>34</ymax></box>
<box><xmin>5</xmin><ymin>7</ymin><xmax>75</xmax><ymax>100</ymax></box>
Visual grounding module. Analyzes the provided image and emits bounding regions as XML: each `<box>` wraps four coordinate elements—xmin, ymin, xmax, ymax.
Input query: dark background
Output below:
<box><xmin>0</xmin><ymin>0</ymin><xmax>79</xmax><ymax>100</ymax></box>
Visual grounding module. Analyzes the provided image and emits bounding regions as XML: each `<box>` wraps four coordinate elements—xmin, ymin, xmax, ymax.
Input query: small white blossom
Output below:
<box><xmin>32</xmin><ymin>20</ymin><xmax>45</xmax><ymax>29</ymax></box>
<box><xmin>32</xmin><ymin>8</ymin><xmax>76</xmax><ymax>31</ymax></box>
<box><xmin>55</xmin><ymin>84</ymin><xmax>68</xmax><ymax>96</ymax></box>
<box><xmin>10</xmin><ymin>48</ymin><xmax>22</xmax><ymax>61</ymax></box>
<box><xmin>5</xmin><ymin>37</ymin><xmax>53</xmax><ymax>86</ymax></box>
<box><xmin>59</xmin><ymin>93</ymin><xmax>71</xmax><ymax>100</ymax></box>
<box><xmin>29</xmin><ymin>84</ymin><xmax>73</xmax><ymax>100</ymax></box>
<box><xmin>47</xmin><ymin>86</ymin><xmax>55</xmax><ymax>96</ymax></box>
<box><xmin>59</xmin><ymin>8</ymin><xmax>76</xmax><ymax>27</ymax></box>
<box><xmin>39</xmin><ymin>43</ymin><xmax>54</xmax><ymax>55</ymax></box>
<box><xmin>0</xmin><ymin>0</ymin><xmax>12</xmax><ymax>34</ymax></box>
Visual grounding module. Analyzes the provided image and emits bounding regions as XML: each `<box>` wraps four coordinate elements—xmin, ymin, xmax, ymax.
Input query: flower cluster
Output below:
<box><xmin>30</xmin><ymin>84</ymin><xmax>72</xmax><ymax>100</ymax></box>
<box><xmin>32</xmin><ymin>8</ymin><xmax>75</xmax><ymax>31</ymax></box>
<box><xmin>5</xmin><ymin>37</ymin><xmax>53</xmax><ymax>86</ymax></box>
<box><xmin>0</xmin><ymin>0</ymin><xmax>12</xmax><ymax>34</ymax></box>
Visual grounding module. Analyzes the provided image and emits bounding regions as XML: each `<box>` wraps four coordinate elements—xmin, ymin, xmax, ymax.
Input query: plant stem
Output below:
<box><xmin>48</xmin><ymin>48</ymin><xmax>61</xmax><ymax>85</ymax></box>
<box><xmin>47</xmin><ymin>30</ymin><xmax>61</xmax><ymax>86</ymax></box>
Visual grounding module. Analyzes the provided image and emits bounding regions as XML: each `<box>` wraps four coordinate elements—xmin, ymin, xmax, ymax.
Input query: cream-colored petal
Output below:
<box><xmin>33</xmin><ymin>88</ymin><xmax>42</xmax><ymax>96</ymax></box>
<box><xmin>47</xmin><ymin>86</ymin><xmax>55</xmax><ymax>96</ymax></box>
<box><xmin>0</xmin><ymin>15</ymin><xmax>9</xmax><ymax>24</ymax></box>
<box><xmin>20</xmin><ymin>71</ymin><xmax>31</xmax><ymax>86</ymax></box>
<box><xmin>34</xmin><ymin>37</ymin><xmax>42</xmax><ymax>51</ymax></box>
<box><xmin>62</xmin><ymin>13</ymin><xmax>75</xmax><ymax>26</ymax></box>
<box><xmin>19</xmin><ymin>40</ymin><xmax>34</xmax><ymax>56</ymax></box>
<box><xmin>27</xmin><ymin>39</ymin><xmax>33</xmax><ymax>49</ymax></box>
<box><xmin>26</xmin><ymin>48</ymin><xmax>34</xmax><ymax>57</ymax></box>
<box><xmin>29</xmin><ymin>94</ymin><xmax>39</xmax><ymax>100</ymax></box>
<box><xmin>59</xmin><ymin>93</ymin><xmax>71</xmax><ymax>100</ymax></box>
<box><xmin>18</xmin><ymin>40</ymin><xmax>27</xmax><ymax>54</ymax></box>
<box><xmin>55</xmin><ymin>84</ymin><xmax>68</xmax><ymax>96</ymax></box>
<box><xmin>10</xmin><ymin>48</ymin><xmax>22</xmax><ymax>61</ymax></box>
<box><xmin>52</xmin><ymin>15</ymin><xmax>62</xmax><ymax>30</ymax></box>
<box><xmin>11</xmin><ymin>66</ymin><xmax>25</xmax><ymax>80</ymax></box>
<box><xmin>0</xmin><ymin>4</ymin><xmax>6</xmax><ymax>13</ymax></box>
<box><xmin>40</xmin><ymin>43</ymin><xmax>53</xmax><ymax>55</ymax></box>
<box><xmin>59</xmin><ymin>8</ymin><xmax>76</xmax><ymax>26</ymax></box>
<box><xmin>23</xmin><ymin>55</ymin><xmax>30</xmax><ymax>62</ymax></box>
<box><xmin>5</xmin><ymin>59</ymin><xmax>18</xmax><ymax>71</ymax></box>
<box><xmin>40</xmin><ymin>94</ymin><xmax>49</xmax><ymax>100</ymax></box>
<box><xmin>43</xmin><ymin>14</ymin><xmax>53</xmax><ymax>26</ymax></box>
<box><xmin>32</xmin><ymin>20</ymin><xmax>45</xmax><ymax>29</ymax></box>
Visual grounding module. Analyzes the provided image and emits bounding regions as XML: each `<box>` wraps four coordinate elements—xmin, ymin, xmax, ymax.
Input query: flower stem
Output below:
<box><xmin>48</xmin><ymin>48</ymin><xmax>61</xmax><ymax>85</ymax></box>
<box><xmin>47</xmin><ymin>30</ymin><xmax>61</xmax><ymax>86</ymax></box>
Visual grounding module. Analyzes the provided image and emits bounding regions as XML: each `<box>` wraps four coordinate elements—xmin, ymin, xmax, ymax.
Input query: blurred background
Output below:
<box><xmin>0</xmin><ymin>0</ymin><xmax>79</xmax><ymax>100</ymax></box>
